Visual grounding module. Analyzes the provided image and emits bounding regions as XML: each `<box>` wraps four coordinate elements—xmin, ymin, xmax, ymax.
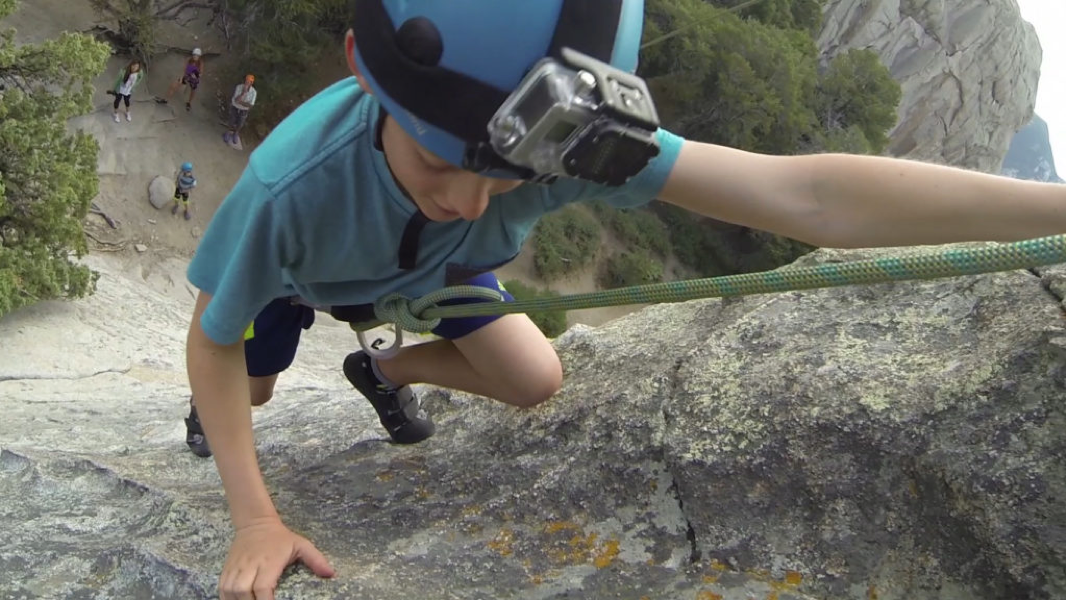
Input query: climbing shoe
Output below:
<box><xmin>343</xmin><ymin>350</ymin><xmax>435</xmax><ymax>444</ymax></box>
<box><xmin>184</xmin><ymin>401</ymin><xmax>212</xmax><ymax>458</ymax></box>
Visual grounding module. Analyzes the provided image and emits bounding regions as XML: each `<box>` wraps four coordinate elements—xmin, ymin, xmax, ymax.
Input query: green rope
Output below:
<box><xmin>354</xmin><ymin>234</ymin><xmax>1066</xmax><ymax>335</ymax></box>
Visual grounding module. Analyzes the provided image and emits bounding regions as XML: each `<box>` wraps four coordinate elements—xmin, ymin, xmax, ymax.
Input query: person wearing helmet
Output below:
<box><xmin>224</xmin><ymin>74</ymin><xmax>257</xmax><ymax>147</ymax></box>
<box><xmin>160</xmin><ymin>47</ymin><xmax>204</xmax><ymax>111</ymax></box>
<box><xmin>171</xmin><ymin>161</ymin><xmax>197</xmax><ymax>221</ymax></box>
<box><xmin>182</xmin><ymin>1</ymin><xmax>1066</xmax><ymax>597</ymax></box>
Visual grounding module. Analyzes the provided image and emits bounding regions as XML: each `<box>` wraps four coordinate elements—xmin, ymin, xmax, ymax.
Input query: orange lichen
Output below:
<box><xmin>488</xmin><ymin>528</ymin><xmax>515</xmax><ymax>557</ymax></box>
<box><xmin>544</xmin><ymin>521</ymin><xmax>581</xmax><ymax>534</ymax></box>
<box><xmin>868</xmin><ymin>585</ymin><xmax>879</xmax><ymax>600</ymax></box>
<box><xmin>708</xmin><ymin>559</ymin><xmax>728</xmax><ymax>572</ymax></box>
<box><xmin>769</xmin><ymin>571</ymin><xmax>803</xmax><ymax>593</ymax></box>
<box><xmin>593</xmin><ymin>539</ymin><xmax>620</xmax><ymax>569</ymax></box>
<box><xmin>702</xmin><ymin>575</ymin><xmax>719</xmax><ymax>584</ymax></box>
<box><xmin>375</xmin><ymin>470</ymin><xmax>395</xmax><ymax>482</ymax></box>
<box><xmin>696</xmin><ymin>592</ymin><xmax>723</xmax><ymax>600</ymax></box>
<box><xmin>543</xmin><ymin>527</ymin><xmax>626</xmax><ymax>570</ymax></box>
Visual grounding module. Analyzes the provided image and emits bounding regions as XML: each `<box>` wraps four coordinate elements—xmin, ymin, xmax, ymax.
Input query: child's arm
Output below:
<box><xmin>659</xmin><ymin>140</ymin><xmax>1066</xmax><ymax>248</ymax></box>
<box><xmin>187</xmin><ymin>292</ymin><xmax>277</xmax><ymax>527</ymax></box>
<box><xmin>187</xmin><ymin>292</ymin><xmax>335</xmax><ymax>597</ymax></box>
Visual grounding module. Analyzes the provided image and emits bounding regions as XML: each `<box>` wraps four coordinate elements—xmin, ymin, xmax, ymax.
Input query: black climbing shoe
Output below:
<box><xmin>343</xmin><ymin>350</ymin><xmax>435</xmax><ymax>444</ymax></box>
<box><xmin>185</xmin><ymin>401</ymin><xmax>212</xmax><ymax>458</ymax></box>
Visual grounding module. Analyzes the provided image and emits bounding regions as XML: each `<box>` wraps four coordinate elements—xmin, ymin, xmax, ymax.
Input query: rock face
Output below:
<box><xmin>2</xmin><ymin>251</ymin><xmax>1066</xmax><ymax>599</ymax></box>
<box><xmin>1003</xmin><ymin>114</ymin><xmax>1064</xmax><ymax>183</ymax></box>
<box><xmin>818</xmin><ymin>0</ymin><xmax>1042</xmax><ymax>172</ymax></box>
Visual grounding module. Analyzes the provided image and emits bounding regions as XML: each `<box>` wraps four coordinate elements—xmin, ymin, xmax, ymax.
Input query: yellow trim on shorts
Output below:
<box><xmin>243</xmin><ymin>321</ymin><xmax>255</xmax><ymax>341</ymax></box>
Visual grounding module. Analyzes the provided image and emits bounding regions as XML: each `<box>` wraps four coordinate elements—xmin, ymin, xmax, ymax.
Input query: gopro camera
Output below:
<box><xmin>476</xmin><ymin>48</ymin><xmax>661</xmax><ymax>187</ymax></box>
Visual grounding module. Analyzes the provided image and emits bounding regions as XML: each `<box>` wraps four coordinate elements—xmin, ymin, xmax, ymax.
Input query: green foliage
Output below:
<box><xmin>89</xmin><ymin>0</ymin><xmax>156</xmax><ymax>66</ymax></box>
<box><xmin>642</xmin><ymin>0</ymin><xmax>899</xmax><ymax>155</ymax></box>
<box><xmin>0</xmin><ymin>2</ymin><xmax>110</xmax><ymax>318</ymax></box>
<box><xmin>640</xmin><ymin>0</ymin><xmax>819</xmax><ymax>154</ymax></box>
<box><xmin>813</xmin><ymin>48</ymin><xmax>902</xmax><ymax>154</ymax></box>
<box><xmin>533</xmin><ymin>206</ymin><xmax>601</xmax><ymax>281</ymax></box>
<box><xmin>639</xmin><ymin>0</ymin><xmax>897</xmax><ymax>277</ymax></box>
<box><xmin>502</xmin><ymin>279</ymin><xmax>568</xmax><ymax>338</ymax></box>
<box><xmin>713</xmin><ymin>0</ymin><xmax>825</xmax><ymax>33</ymax></box>
<box><xmin>653</xmin><ymin>203</ymin><xmax>814</xmax><ymax>277</ymax></box>
<box><xmin>600</xmin><ymin>249</ymin><xmax>664</xmax><ymax>289</ymax></box>
<box><xmin>815</xmin><ymin>123</ymin><xmax>872</xmax><ymax>155</ymax></box>
<box><xmin>589</xmin><ymin>201</ymin><xmax>670</xmax><ymax>257</ymax></box>
<box><xmin>217</xmin><ymin>0</ymin><xmax>351</xmax><ymax>132</ymax></box>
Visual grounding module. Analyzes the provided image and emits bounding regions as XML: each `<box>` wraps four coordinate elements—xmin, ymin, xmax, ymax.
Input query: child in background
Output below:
<box><xmin>171</xmin><ymin>162</ymin><xmax>197</xmax><ymax>221</ymax></box>
<box><xmin>160</xmin><ymin>48</ymin><xmax>204</xmax><ymax>111</ymax></box>
<box><xmin>111</xmin><ymin>60</ymin><xmax>143</xmax><ymax>123</ymax></box>
<box><xmin>224</xmin><ymin>74</ymin><xmax>257</xmax><ymax>147</ymax></box>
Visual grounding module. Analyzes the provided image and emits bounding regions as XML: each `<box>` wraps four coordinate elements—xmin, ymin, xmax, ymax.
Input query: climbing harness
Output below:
<box><xmin>354</xmin><ymin>233</ymin><xmax>1066</xmax><ymax>359</ymax></box>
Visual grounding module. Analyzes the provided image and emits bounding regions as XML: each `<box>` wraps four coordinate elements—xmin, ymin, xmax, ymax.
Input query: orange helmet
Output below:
<box><xmin>245</xmin><ymin>74</ymin><xmax>255</xmax><ymax>83</ymax></box>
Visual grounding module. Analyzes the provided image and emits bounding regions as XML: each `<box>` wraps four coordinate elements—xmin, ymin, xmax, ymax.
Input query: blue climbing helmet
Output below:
<box><xmin>181</xmin><ymin>162</ymin><xmax>193</xmax><ymax>172</ymax></box>
<box><xmin>350</xmin><ymin>0</ymin><xmax>661</xmax><ymax>186</ymax></box>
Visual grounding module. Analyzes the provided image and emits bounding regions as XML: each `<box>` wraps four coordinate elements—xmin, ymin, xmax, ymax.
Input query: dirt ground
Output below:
<box><xmin>4</xmin><ymin>0</ymin><xmax>652</xmax><ymax>329</ymax></box>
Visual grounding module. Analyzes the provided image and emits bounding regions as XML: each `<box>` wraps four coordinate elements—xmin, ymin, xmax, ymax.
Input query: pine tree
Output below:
<box><xmin>0</xmin><ymin>0</ymin><xmax>110</xmax><ymax>317</ymax></box>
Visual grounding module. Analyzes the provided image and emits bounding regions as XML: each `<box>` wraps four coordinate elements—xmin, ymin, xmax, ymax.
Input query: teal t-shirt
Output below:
<box><xmin>187</xmin><ymin>77</ymin><xmax>685</xmax><ymax>345</ymax></box>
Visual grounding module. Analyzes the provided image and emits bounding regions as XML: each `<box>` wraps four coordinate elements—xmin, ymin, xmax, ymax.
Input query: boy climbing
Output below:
<box><xmin>171</xmin><ymin>162</ymin><xmax>197</xmax><ymax>221</ymax></box>
<box><xmin>224</xmin><ymin>74</ymin><xmax>257</xmax><ymax>147</ymax></box>
<box><xmin>182</xmin><ymin>1</ymin><xmax>1066</xmax><ymax>598</ymax></box>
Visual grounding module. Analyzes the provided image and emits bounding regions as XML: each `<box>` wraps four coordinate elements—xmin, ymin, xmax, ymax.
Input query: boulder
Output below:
<box><xmin>148</xmin><ymin>175</ymin><xmax>174</xmax><ymax>210</ymax></box>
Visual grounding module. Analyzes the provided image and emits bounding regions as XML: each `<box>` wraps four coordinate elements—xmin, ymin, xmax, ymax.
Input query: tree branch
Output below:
<box><xmin>89</xmin><ymin>0</ymin><xmax>122</xmax><ymax>18</ymax></box>
<box><xmin>155</xmin><ymin>0</ymin><xmax>214</xmax><ymax>21</ymax></box>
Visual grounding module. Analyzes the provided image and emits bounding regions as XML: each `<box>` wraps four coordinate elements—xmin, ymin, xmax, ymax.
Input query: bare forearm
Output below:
<box><xmin>660</xmin><ymin>141</ymin><xmax>1066</xmax><ymax>250</ymax></box>
<box><xmin>187</xmin><ymin>294</ymin><xmax>278</xmax><ymax>528</ymax></box>
<box><xmin>799</xmin><ymin>153</ymin><xmax>1066</xmax><ymax>248</ymax></box>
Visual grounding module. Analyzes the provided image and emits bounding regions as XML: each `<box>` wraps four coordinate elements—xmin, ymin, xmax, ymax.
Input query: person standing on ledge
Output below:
<box><xmin>225</xmin><ymin>74</ymin><xmax>257</xmax><ymax>147</ymax></box>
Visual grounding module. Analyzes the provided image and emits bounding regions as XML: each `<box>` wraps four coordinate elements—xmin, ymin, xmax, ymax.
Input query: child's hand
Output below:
<box><xmin>219</xmin><ymin>517</ymin><xmax>335</xmax><ymax>600</ymax></box>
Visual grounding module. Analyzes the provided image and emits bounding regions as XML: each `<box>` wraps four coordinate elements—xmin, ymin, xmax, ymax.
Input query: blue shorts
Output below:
<box><xmin>242</xmin><ymin>272</ymin><xmax>514</xmax><ymax>377</ymax></box>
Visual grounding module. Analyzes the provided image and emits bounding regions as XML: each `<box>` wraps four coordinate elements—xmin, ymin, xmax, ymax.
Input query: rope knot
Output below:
<box><xmin>373</xmin><ymin>293</ymin><xmax>441</xmax><ymax>333</ymax></box>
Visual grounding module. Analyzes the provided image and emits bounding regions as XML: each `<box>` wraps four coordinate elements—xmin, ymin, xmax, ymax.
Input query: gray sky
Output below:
<box><xmin>1016</xmin><ymin>0</ymin><xmax>1065</xmax><ymax>171</ymax></box>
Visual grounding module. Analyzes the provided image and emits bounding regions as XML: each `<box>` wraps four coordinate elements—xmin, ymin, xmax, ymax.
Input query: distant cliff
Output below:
<box><xmin>1002</xmin><ymin>113</ymin><xmax>1063</xmax><ymax>183</ymax></box>
<box><xmin>818</xmin><ymin>0</ymin><xmax>1042</xmax><ymax>173</ymax></box>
